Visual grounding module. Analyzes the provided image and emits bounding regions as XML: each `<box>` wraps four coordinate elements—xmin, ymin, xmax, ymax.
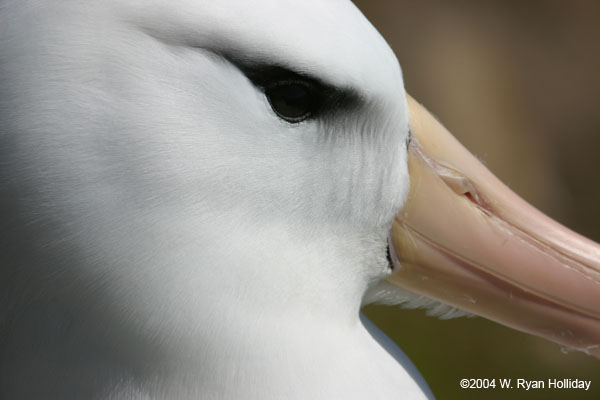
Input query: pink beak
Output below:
<box><xmin>387</xmin><ymin>95</ymin><xmax>600</xmax><ymax>358</ymax></box>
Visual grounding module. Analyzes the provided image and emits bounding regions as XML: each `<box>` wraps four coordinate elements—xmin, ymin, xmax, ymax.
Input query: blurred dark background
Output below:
<box><xmin>353</xmin><ymin>1</ymin><xmax>600</xmax><ymax>399</ymax></box>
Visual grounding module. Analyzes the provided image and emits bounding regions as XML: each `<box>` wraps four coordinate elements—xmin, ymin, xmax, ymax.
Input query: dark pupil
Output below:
<box><xmin>266</xmin><ymin>83</ymin><xmax>312</xmax><ymax>121</ymax></box>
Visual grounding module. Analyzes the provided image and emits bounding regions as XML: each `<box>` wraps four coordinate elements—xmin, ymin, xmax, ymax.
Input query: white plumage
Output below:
<box><xmin>0</xmin><ymin>1</ymin><xmax>432</xmax><ymax>398</ymax></box>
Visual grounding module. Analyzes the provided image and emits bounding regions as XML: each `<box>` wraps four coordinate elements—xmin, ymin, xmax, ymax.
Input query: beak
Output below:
<box><xmin>387</xmin><ymin>94</ymin><xmax>600</xmax><ymax>358</ymax></box>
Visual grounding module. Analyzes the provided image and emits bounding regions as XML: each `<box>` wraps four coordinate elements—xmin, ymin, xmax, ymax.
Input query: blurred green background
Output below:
<box><xmin>353</xmin><ymin>1</ymin><xmax>600</xmax><ymax>399</ymax></box>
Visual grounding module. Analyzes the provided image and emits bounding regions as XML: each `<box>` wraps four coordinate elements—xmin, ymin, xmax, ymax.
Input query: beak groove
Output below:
<box><xmin>411</xmin><ymin>137</ymin><xmax>490</xmax><ymax>212</ymax></box>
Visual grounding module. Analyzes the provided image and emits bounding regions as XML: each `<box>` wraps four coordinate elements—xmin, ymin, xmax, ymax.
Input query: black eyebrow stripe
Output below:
<box><xmin>240</xmin><ymin>65</ymin><xmax>319</xmax><ymax>89</ymax></box>
<box><xmin>215</xmin><ymin>51</ymin><xmax>325</xmax><ymax>88</ymax></box>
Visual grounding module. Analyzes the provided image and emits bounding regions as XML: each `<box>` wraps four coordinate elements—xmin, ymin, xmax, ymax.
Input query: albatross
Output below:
<box><xmin>0</xmin><ymin>0</ymin><xmax>598</xmax><ymax>398</ymax></box>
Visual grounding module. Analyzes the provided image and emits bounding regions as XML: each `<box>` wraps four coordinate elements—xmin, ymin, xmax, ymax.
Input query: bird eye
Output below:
<box><xmin>264</xmin><ymin>81</ymin><xmax>319</xmax><ymax>123</ymax></box>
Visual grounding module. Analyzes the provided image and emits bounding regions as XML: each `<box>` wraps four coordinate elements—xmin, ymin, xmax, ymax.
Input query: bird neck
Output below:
<box><xmin>0</xmin><ymin>208</ymin><xmax>381</xmax><ymax>396</ymax></box>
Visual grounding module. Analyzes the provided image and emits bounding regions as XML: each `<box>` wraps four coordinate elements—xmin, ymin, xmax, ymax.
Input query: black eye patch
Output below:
<box><xmin>230</xmin><ymin>61</ymin><xmax>360</xmax><ymax>124</ymax></box>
